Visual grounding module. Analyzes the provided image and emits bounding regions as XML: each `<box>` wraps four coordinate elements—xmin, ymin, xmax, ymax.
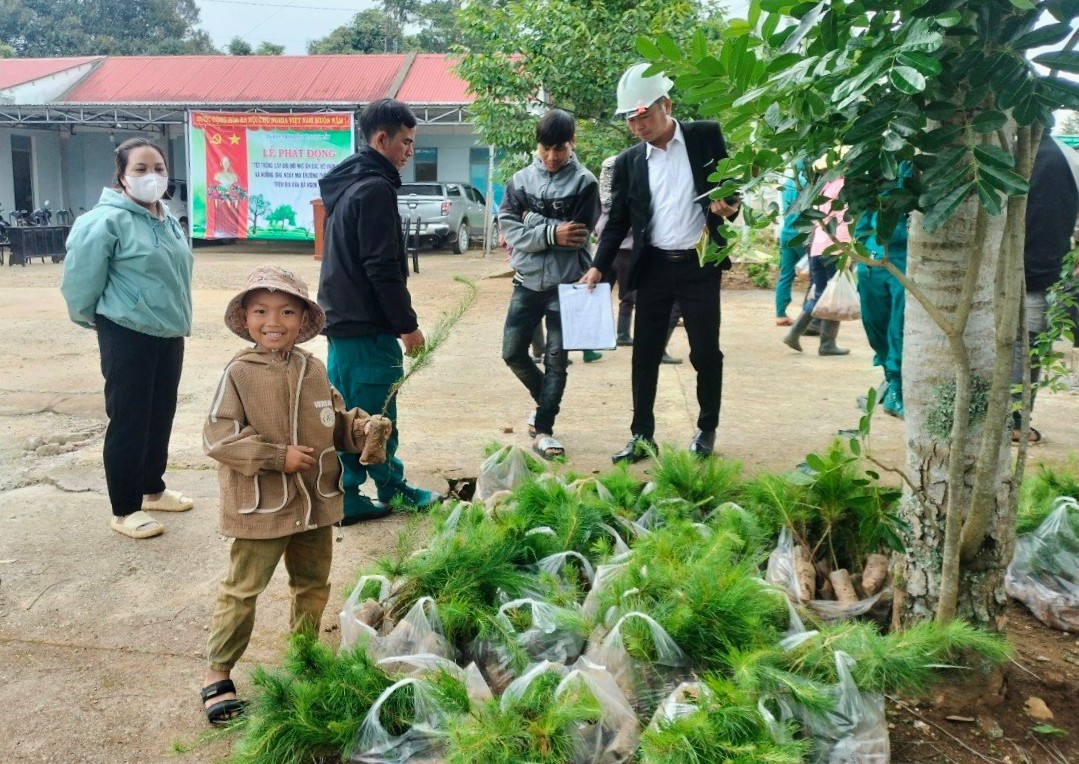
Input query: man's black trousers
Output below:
<box><xmin>630</xmin><ymin>255</ymin><xmax>722</xmax><ymax>439</ymax></box>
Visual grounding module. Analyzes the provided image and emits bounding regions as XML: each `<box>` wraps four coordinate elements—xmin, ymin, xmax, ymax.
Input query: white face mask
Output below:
<box><xmin>123</xmin><ymin>173</ymin><xmax>168</xmax><ymax>204</ymax></box>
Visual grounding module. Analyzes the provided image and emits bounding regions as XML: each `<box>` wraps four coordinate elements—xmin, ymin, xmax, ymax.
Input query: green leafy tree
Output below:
<box><xmin>0</xmin><ymin>41</ymin><xmax>15</xmax><ymax>58</ymax></box>
<box><xmin>456</xmin><ymin>0</ymin><xmax>724</xmax><ymax>174</ymax></box>
<box><xmin>308</xmin><ymin>8</ymin><xmax>400</xmax><ymax>54</ymax></box>
<box><xmin>248</xmin><ymin>194</ymin><xmax>272</xmax><ymax>231</ymax></box>
<box><xmin>644</xmin><ymin>0</ymin><xmax>1079</xmax><ymax>632</ymax></box>
<box><xmin>255</xmin><ymin>41</ymin><xmax>285</xmax><ymax>55</ymax></box>
<box><xmin>267</xmin><ymin>204</ymin><xmax>298</xmax><ymax>229</ymax></box>
<box><xmin>227</xmin><ymin>36</ymin><xmax>252</xmax><ymax>56</ymax></box>
<box><xmin>0</xmin><ymin>0</ymin><xmax>217</xmax><ymax>56</ymax></box>
<box><xmin>1058</xmin><ymin>110</ymin><xmax>1079</xmax><ymax>136</ymax></box>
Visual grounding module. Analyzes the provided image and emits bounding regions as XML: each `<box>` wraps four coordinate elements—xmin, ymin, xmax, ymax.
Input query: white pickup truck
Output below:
<box><xmin>396</xmin><ymin>181</ymin><xmax>493</xmax><ymax>253</ymax></box>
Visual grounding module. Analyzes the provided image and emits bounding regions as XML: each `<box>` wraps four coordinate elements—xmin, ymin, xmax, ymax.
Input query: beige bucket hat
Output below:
<box><xmin>224</xmin><ymin>265</ymin><xmax>326</xmax><ymax>344</ymax></box>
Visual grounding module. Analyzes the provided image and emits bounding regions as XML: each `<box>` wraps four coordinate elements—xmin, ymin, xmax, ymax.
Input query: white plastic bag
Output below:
<box><xmin>812</xmin><ymin>268</ymin><xmax>861</xmax><ymax>321</ymax></box>
<box><xmin>340</xmin><ymin>574</ymin><xmax>393</xmax><ymax>652</ymax></box>
<box><xmin>372</xmin><ymin>597</ymin><xmax>454</xmax><ymax>664</ymax></box>
<box><xmin>582</xmin><ymin>562</ymin><xmax>629</xmax><ymax>624</ymax></box>
<box><xmin>497</xmin><ymin>597</ymin><xmax>587</xmax><ymax>664</ymax></box>
<box><xmin>537</xmin><ymin>551</ymin><xmax>596</xmax><ymax>586</ymax></box>
<box><xmin>801</xmin><ymin>651</ymin><xmax>890</xmax><ymax>764</ymax></box>
<box><xmin>557</xmin><ymin>658</ymin><xmax>640</xmax><ymax>764</ymax></box>
<box><xmin>476</xmin><ymin>445</ymin><xmax>545</xmax><ymax>500</ymax></box>
<box><xmin>350</xmin><ymin>677</ymin><xmax>450</xmax><ymax>764</ymax></box>
<box><xmin>583</xmin><ymin>611</ymin><xmax>690</xmax><ymax>716</ymax></box>
<box><xmin>796</xmin><ymin>254</ymin><xmax>810</xmax><ymax>279</ymax></box>
<box><xmin>765</xmin><ymin>528</ymin><xmax>886</xmax><ymax>622</ymax></box>
<box><xmin>375</xmin><ymin>653</ymin><xmax>493</xmax><ymax>705</ymax></box>
<box><xmin>1006</xmin><ymin>497</ymin><xmax>1079</xmax><ymax>631</ymax></box>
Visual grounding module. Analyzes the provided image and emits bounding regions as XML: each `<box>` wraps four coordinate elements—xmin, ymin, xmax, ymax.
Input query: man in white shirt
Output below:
<box><xmin>582</xmin><ymin>63</ymin><xmax>739</xmax><ymax>462</ymax></box>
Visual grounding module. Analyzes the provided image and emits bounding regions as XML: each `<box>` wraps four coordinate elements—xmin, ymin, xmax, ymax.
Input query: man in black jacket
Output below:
<box><xmin>581</xmin><ymin>63</ymin><xmax>739</xmax><ymax>463</ymax></box>
<box><xmin>1010</xmin><ymin>135</ymin><xmax>1079</xmax><ymax>444</ymax></box>
<box><xmin>318</xmin><ymin>98</ymin><xmax>436</xmax><ymax>522</ymax></box>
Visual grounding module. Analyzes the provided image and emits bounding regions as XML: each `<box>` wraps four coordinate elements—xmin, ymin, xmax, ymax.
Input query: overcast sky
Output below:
<box><xmin>193</xmin><ymin>0</ymin><xmax>752</xmax><ymax>55</ymax></box>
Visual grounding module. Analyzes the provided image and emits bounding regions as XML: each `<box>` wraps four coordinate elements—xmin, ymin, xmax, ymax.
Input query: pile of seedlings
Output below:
<box><xmin>221</xmin><ymin>444</ymin><xmax>1010</xmax><ymax>764</ymax></box>
<box><xmin>757</xmin><ymin>441</ymin><xmax>904</xmax><ymax>621</ymax></box>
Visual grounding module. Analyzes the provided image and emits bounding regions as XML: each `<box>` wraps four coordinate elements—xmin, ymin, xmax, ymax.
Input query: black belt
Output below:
<box><xmin>647</xmin><ymin>245</ymin><xmax>696</xmax><ymax>262</ymax></box>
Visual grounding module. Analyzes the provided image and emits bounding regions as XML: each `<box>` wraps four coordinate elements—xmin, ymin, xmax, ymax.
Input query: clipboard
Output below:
<box><xmin>558</xmin><ymin>283</ymin><xmax>617</xmax><ymax>351</ymax></box>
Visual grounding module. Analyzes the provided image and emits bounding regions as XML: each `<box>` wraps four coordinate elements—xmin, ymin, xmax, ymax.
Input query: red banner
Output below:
<box><xmin>205</xmin><ymin>128</ymin><xmax>250</xmax><ymax>238</ymax></box>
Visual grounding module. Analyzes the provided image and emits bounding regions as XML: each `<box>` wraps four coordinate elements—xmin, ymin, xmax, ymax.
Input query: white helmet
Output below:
<box><xmin>615</xmin><ymin>63</ymin><xmax>673</xmax><ymax>118</ymax></box>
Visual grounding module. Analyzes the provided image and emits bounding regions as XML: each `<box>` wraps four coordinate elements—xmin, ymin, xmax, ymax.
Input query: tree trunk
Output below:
<box><xmin>896</xmin><ymin>197</ymin><xmax>1017</xmax><ymax>630</ymax></box>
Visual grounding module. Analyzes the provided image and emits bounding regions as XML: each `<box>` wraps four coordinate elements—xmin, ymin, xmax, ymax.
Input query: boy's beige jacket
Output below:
<box><xmin>204</xmin><ymin>346</ymin><xmax>372</xmax><ymax>539</ymax></box>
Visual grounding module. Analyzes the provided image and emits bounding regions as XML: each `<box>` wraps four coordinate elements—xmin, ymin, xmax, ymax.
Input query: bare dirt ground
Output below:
<box><xmin>1</xmin><ymin>244</ymin><xmax>1077</xmax><ymax>763</ymax></box>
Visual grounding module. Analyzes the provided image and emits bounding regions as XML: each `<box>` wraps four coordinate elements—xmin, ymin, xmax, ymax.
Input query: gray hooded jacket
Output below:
<box><xmin>498</xmin><ymin>154</ymin><xmax>600</xmax><ymax>291</ymax></box>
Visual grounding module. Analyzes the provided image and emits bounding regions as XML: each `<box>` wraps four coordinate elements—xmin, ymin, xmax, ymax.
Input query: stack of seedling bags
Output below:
<box><xmin>226</xmin><ymin>445</ymin><xmax>1010</xmax><ymax>764</ymax></box>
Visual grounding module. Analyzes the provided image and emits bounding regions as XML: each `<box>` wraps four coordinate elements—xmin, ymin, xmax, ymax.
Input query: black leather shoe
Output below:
<box><xmin>612</xmin><ymin>435</ymin><xmax>657</xmax><ymax>464</ymax></box>
<box><xmin>689</xmin><ymin>429</ymin><xmax>716</xmax><ymax>457</ymax></box>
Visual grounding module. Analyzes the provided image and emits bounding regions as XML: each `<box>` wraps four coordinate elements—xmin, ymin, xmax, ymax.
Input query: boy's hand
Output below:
<box><xmin>555</xmin><ymin>222</ymin><xmax>589</xmax><ymax>247</ymax></box>
<box><xmin>284</xmin><ymin>445</ymin><xmax>316</xmax><ymax>473</ymax></box>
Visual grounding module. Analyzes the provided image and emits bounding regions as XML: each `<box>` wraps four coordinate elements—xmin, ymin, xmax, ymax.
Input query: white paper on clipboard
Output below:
<box><xmin>558</xmin><ymin>283</ymin><xmax>617</xmax><ymax>351</ymax></box>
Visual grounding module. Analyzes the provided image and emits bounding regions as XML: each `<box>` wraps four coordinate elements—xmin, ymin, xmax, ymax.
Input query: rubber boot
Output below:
<box><xmin>818</xmin><ymin>320</ymin><xmax>850</xmax><ymax>356</ymax></box>
<box><xmin>616</xmin><ymin>314</ymin><xmax>633</xmax><ymax>346</ymax></box>
<box><xmin>804</xmin><ymin>317</ymin><xmax>822</xmax><ymax>337</ymax></box>
<box><xmin>661</xmin><ymin>325</ymin><xmax>682</xmax><ymax>364</ymax></box>
<box><xmin>782</xmin><ymin>309</ymin><xmax>814</xmax><ymax>352</ymax></box>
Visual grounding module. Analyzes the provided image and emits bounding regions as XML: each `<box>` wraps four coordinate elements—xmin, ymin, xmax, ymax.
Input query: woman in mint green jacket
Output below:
<box><xmin>62</xmin><ymin>138</ymin><xmax>195</xmax><ymax>539</ymax></box>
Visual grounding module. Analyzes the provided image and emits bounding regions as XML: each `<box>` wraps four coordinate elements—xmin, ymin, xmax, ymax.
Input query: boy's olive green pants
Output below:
<box><xmin>206</xmin><ymin>525</ymin><xmax>333</xmax><ymax>672</ymax></box>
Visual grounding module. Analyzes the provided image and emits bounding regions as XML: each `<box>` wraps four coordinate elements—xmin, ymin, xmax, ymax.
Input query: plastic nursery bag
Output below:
<box><xmin>376</xmin><ymin>653</ymin><xmax>494</xmax><ymax>705</ymax></box>
<box><xmin>500</xmin><ymin>660</ymin><xmax>570</xmax><ymax>709</ymax></box>
<box><xmin>801</xmin><ymin>651</ymin><xmax>890</xmax><ymax>764</ymax></box>
<box><xmin>582</xmin><ymin>562</ymin><xmax>630</xmax><ymax>625</ymax></box>
<box><xmin>372</xmin><ymin>597</ymin><xmax>454</xmax><ymax>666</ymax></box>
<box><xmin>766</xmin><ymin>528</ymin><xmax>885</xmax><ymax>622</ymax></box>
<box><xmin>1006</xmin><ymin>497</ymin><xmax>1079</xmax><ymax>631</ymax></box>
<box><xmin>538</xmin><ymin>551</ymin><xmax>597</xmax><ymax>587</ymax></box>
<box><xmin>583</xmin><ymin>611</ymin><xmax>690</xmax><ymax>716</ymax></box>
<box><xmin>647</xmin><ymin>681</ymin><xmax>711</xmax><ymax>729</ymax></box>
<box><xmin>812</xmin><ymin>268</ymin><xmax>861</xmax><ymax>321</ymax></box>
<box><xmin>498</xmin><ymin>597</ymin><xmax>586</xmax><ymax>664</ymax></box>
<box><xmin>476</xmin><ymin>444</ymin><xmax>546</xmax><ymax>500</ymax></box>
<box><xmin>350</xmin><ymin>676</ymin><xmax>451</xmax><ymax>764</ymax></box>
<box><xmin>341</xmin><ymin>574</ymin><xmax>394</xmax><ymax>652</ymax></box>
<box><xmin>557</xmin><ymin>658</ymin><xmax>640</xmax><ymax>764</ymax></box>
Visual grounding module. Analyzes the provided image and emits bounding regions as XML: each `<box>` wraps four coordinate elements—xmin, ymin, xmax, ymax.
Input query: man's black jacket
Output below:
<box><xmin>317</xmin><ymin>146</ymin><xmax>418</xmax><ymax>337</ymax></box>
<box><xmin>593</xmin><ymin>120</ymin><xmax>733</xmax><ymax>290</ymax></box>
<box><xmin>1026</xmin><ymin>136</ymin><xmax>1078</xmax><ymax>293</ymax></box>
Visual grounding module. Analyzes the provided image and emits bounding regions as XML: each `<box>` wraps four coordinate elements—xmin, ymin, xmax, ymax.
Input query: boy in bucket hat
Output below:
<box><xmin>199</xmin><ymin>265</ymin><xmax>391</xmax><ymax>725</ymax></box>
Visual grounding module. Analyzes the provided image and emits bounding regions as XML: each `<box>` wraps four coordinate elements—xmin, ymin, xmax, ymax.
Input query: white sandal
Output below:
<box><xmin>142</xmin><ymin>489</ymin><xmax>194</xmax><ymax>512</ymax></box>
<box><xmin>110</xmin><ymin>511</ymin><xmax>164</xmax><ymax>539</ymax></box>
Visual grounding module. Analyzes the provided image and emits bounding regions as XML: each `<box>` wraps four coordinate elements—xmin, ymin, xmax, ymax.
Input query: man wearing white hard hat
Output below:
<box><xmin>581</xmin><ymin>63</ymin><xmax>740</xmax><ymax>463</ymax></box>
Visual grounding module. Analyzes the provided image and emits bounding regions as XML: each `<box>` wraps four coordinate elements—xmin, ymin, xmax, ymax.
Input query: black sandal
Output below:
<box><xmin>200</xmin><ymin>679</ymin><xmax>246</xmax><ymax>726</ymax></box>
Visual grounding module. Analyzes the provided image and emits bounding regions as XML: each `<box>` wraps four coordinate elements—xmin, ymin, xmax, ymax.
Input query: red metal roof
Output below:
<box><xmin>59</xmin><ymin>54</ymin><xmax>431</xmax><ymax>104</ymax></box>
<box><xmin>0</xmin><ymin>56</ymin><xmax>101</xmax><ymax>90</ymax></box>
<box><xmin>396</xmin><ymin>54</ymin><xmax>473</xmax><ymax>103</ymax></box>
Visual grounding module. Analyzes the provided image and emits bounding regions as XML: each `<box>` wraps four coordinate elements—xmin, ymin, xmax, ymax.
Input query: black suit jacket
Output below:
<box><xmin>593</xmin><ymin>120</ymin><xmax>732</xmax><ymax>290</ymax></box>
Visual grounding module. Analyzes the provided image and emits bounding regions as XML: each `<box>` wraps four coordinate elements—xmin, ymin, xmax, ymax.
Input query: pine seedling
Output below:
<box><xmin>651</xmin><ymin>449</ymin><xmax>744</xmax><ymax>509</ymax></box>
<box><xmin>781</xmin><ymin>619</ymin><xmax>1011</xmax><ymax>695</ymax></box>
<box><xmin>383</xmin><ymin>275</ymin><xmax>477</xmax><ymax>415</ymax></box>
<box><xmin>1018</xmin><ymin>456</ymin><xmax>1079</xmax><ymax>534</ymax></box>
<box><xmin>639</xmin><ymin>675</ymin><xmax>807</xmax><ymax>764</ymax></box>
<box><xmin>361</xmin><ymin>276</ymin><xmax>478</xmax><ymax>463</ymax></box>
<box><xmin>228</xmin><ymin>636</ymin><xmax>399</xmax><ymax>764</ymax></box>
<box><xmin>737</xmin><ymin>472</ymin><xmax>812</xmax><ymax>540</ymax></box>
<box><xmin>445</xmin><ymin>669</ymin><xmax>600</xmax><ymax>764</ymax></box>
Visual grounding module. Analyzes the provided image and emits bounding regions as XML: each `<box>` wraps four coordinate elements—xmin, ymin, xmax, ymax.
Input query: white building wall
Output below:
<box><xmin>0</xmin><ymin>127</ymin><xmax>63</xmax><ymax>214</ymax></box>
<box><xmin>402</xmin><ymin>125</ymin><xmax>485</xmax><ymax>183</ymax></box>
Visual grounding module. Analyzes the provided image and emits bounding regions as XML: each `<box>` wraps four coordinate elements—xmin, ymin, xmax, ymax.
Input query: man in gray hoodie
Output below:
<box><xmin>499</xmin><ymin>109</ymin><xmax>600</xmax><ymax>460</ymax></box>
